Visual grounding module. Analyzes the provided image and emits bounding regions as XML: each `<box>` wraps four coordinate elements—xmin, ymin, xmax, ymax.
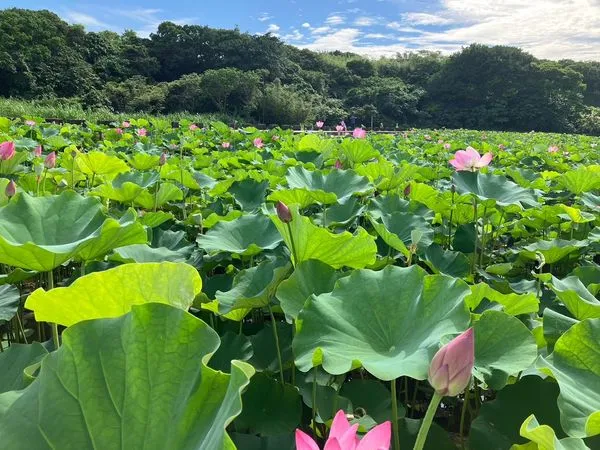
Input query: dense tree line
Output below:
<box><xmin>2</xmin><ymin>8</ymin><xmax>600</xmax><ymax>133</ymax></box>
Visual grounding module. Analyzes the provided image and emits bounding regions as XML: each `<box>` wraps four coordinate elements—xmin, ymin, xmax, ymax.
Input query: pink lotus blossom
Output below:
<box><xmin>449</xmin><ymin>147</ymin><xmax>492</xmax><ymax>172</ymax></box>
<box><xmin>437</xmin><ymin>139</ymin><xmax>444</xmax><ymax>144</ymax></box>
<box><xmin>335</xmin><ymin>125</ymin><xmax>345</xmax><ymax>133</ymax></box>
<box><xmin>428</xmin><ymin>328</ymin><xmax>474</xmax><ymax>397</ymax></box>
<box><xmin>334</xmin><ymin>159</ymin><xmax>343</xmax><ymax>169</ymax></box>
<box><xmin>295</xmin><ymin>410</ymin><xmax>391</xmax><ymax>450</ymax></box>
<box><xmin>316</xmin><ymin>121</ymin><xmax>324</xmax><ymax>129</ymax></box>
<box><xmin>136</xmin><ymin>128</ymin><xmax>147</xmax><ymax>137</ymax></box>
<box><xmin>25</xmin><ymin>120</ymin><xmax>36</xmax><ymax>127</ymax></box>
<box><xmin>443</xmin><ymin>143</ymin><xmax>451</xmax><ymax>150</ymax></box>
<box><xmin>122</xmin><ymin>121</ymin><xmax>131</xmax><ymax>128</ymax></box>
<box><xmin>5</xmin><ymin>180</ymin><xmax>16</xmax><ymax>197</ymax></box>
<box><xmin>159</xmin><ymin>152</ymin><xmax>168</xmax><ymax>166</ymax></box>
<box><xmin>253</xmin><ymin>138</ymin><xmax>264</xmax><ymax>148</ymax></box>
<box><xmin>272</xmin><ymin>135</ymin><xmax>280</xmax><ymax>141</ymax></box>
<box><xmin>33</xmin><ymin>145</ymin><xmax>43</xmax><ymax>157</ymax></box>
<box><xmin>115</xmin><ymin>128</ymin><xmax>123</xmax><ymax>135</ymax></box>
<box><xmin>352</xmin><ymin>128</ymin><xmax>367</xmax><ymax>139</ymax></box>
<box><xmin>44</xmin><ymin>151</ymin><xmax>56</xmax><ymax>169</ymax></box>
<box><xmin>548</xmin><ymin>145</ymin><xmax>559</xmax><ymax>153</ymax></box>
<box><xmin>276</xmin><ymin>201</ymin><xmax>292</xmax><ymax>223</ymax></box>
<box><xmin>222</xmin><ymin>142</ymin><xmax>231</xmax><ymax>149</ymax></box>
<box><xmin>0</xmin><ymin>142</ymin><xmax>15</xmax><ymax>161</ymax></box>
<box><xmin>189</xmin><ymin>124</ymin><xmax>199</xmax><ymax>131</ymax></box>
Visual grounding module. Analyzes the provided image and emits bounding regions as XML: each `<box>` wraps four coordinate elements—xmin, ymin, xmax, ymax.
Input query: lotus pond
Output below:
<box><xmin>0</xmin><ymin>117</ymin><xmax>599</xmax><ymax>450</ymax></box>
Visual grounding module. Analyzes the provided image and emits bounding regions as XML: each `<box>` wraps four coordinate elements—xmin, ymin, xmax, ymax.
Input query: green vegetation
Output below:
<box><xmin>2</xmin><ymin>8</ymin><xmax>600</xmax><ymax>133</ymax></box>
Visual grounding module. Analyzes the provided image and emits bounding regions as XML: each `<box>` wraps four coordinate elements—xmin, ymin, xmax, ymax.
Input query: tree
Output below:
<box><xmin>200</xmin><ymin>68</ymin><xmax>261</xmax><ymax>114</ymax></box>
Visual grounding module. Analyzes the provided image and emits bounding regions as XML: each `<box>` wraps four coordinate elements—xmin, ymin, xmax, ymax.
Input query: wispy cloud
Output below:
<box><xmin>266</xmin><ymin>23</ymin><xmax>280</xmax><ymax>33</ymax></box>
<box><xmin>401</xmin><ymin>12</ymin><xmax>454</xmax><ymax>26</ymax></box>
<box><xmin>325</xmin><ymin>15</ymin><xmax>345</xmax><ymax>26</ymax></box>
<box><xmin>353</xmin><ymin>16</ymin><xmax>378</xmax><ymax>27</ymax></box>
<box><xmin>64</xmin><ymin>11</ymin><xmax>111</xmax><ymax>29</ymax></box>
<box><xmin>257</xmin><ymin>12</ymin><xmax>273</xmax><ymax>22</ymax></box>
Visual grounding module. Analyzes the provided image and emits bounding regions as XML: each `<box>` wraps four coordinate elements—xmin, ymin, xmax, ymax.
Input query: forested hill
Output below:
<box><xmin>2</xmin><ymin>8</ymin><xmax>600</xmax><ymax>133</ymax></box>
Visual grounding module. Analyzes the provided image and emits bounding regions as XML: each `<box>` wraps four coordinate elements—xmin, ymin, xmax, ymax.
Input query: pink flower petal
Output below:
<box><xmin>356</xmin><ymin>421</ymin><xmax>392</xmax><ymax>450</ymax></box>
<box><xmin>324</xmin><ymin>438</ymin><xmax>343</xmax><ymax>450</ymax></box>
<box><xmin>476</xmin><ymin>152</ymin><xmax>493</xmax><ymax>167</ymax></box>
<box><xmin>296</xmin><ymin>430</ymin><xmax>320</xmax><ymax>450</ymax></box>
<box><xmin>329</xmin><ymin>410</ymin><xmax>352</xmax><ymax>442</ymax></box>
<box><xmin>449</xmin><ymin>159</ymin><xmax>464</xmax><ymax>170</ymax></box>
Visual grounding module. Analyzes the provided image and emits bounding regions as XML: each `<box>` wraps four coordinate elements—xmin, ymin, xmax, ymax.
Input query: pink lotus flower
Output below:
<box><xmin>352</xmin><ymin>128</ymin><xmax>367</xmax><ymax>139</ymax></box>
<box><xmin>122</xmin><ymin>121</ymin><xmax>131</xmax><ymax>128</ymax></box>
<box><xmin>449</xmin><ymin>147</ymin><xmax>492</xmax><ymax>172</ymax></box>
<box><xmin>437</xmin><ymin>139</ymin><xmax>444</xmax><ymax>144</ymax></box>
<box><xmin>272</xmin><ymin>135</ymin><xmax>280</xmax><ymax>141</ymax></box>
<box><xmin>33</xmin><ymin>145</ymin><xmax>43</xmax><ymax>157</ymax></box>
<box><xmin>5</xmin><ymin>180</ymin><xmax>16</xmax><ymax>197</ymax></box>
<box><xmin>335</xmin><ymin>159</ymin><xmax>343</xmax><ymax>169</ymax></box>
<box><xmin>222</xmin><ymin>142</ymin><xmax>231</xmax><ymax>149</ymax></box>
<box><xmin>443</xmin><ymin>143</ymin><xmax>451</xmax><ymax>150</ymax></box>
<box><xmin>136</xmin><ymin>128</ymin><xmax>147</xmax><ymax>137</ymax></box>
<box><xmin>159</xmin><ymin>152</ymin><xmax>168</xmax><ymax>166</ymax></box>
<box><xmin>0</xmin><ymin>142</ymin><xmax>15</xmax><ymax>161</ymax></box>
<box><xmin>253</xmin><ymin>138</ymin><xmax>264</xmax><ymax>148</ymax></box>
<box><xmin>189</xmin><ymin>124</ymin><xmax>199</xmax><ymax>131</ymax></box>
<box><xmin>316</xmin><ymin>121</ymin><xmax>324</xmax><ymax>129</ymax></box>
<box><xmin>115</xmin><ymin>128</ymin><xmax>123</xmax><ymax>135</ymax></box>
<box><xmin>428</xmin><ymin>328</ymin><xmax>474</xmax><ymax>397</ymax></box>
<box><xmin>336</xmin><ymin>125</ymin><xmax>345</xmax><ymax>133</ymax></box>
<box><xmin>44</xmin><ymin>151</ymin><xmax>56</xmax><ymax>169</ymax></box>
<box><xmin>424</xmin><ymin>135</ymin><xmax>432</xmax><ymax>141</ymax></box>
<box><xmin>548</xmin><ymin>145</ymin><xmax>559</xmax><ymax>153</ymax></box>
<box><xmin>295</xmin><ymin>410</ymin><xmax>391</xmax><ymax>450</ymax></box>
<box><xmin>276</xmin><ymin>201</ymin><xmax>292</xmax><ymax>223</ymax></box>
<box><xmin>25</xmin><ymin>120</ymin><xmax>36</xmax><ymax>127</ymax></box>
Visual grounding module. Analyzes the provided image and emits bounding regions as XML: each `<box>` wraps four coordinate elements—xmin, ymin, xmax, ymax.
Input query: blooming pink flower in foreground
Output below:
<box><xmin>253</xmin><ymin>138</ymin><xmax>264</xmax><ymax>148</ymax></box>
<box><xmin>44</xmin><ymin>152</ymin><xmax>56</xmax><ymax>169</ymax></box>
<box><xmin>428</xmin><ymin>328</ymin><xmax>474</xmax><ymax>397</ymax></box>
<box><xmin>352</xmin><ymin>128</ymin><xmax>367</xmax><ymax>139</ymax></box>
<box><xmin>5</xmin><ymin>180</ymin><xmax>16</xmax><ymax>197</ymax></box>
<box><xmin>548</xmin><ymin>145</ymin><xmax>559</xmax><ymax>153</ymax></box>
<box><xmin>115</xmin><ymin>128</ymin><xmax>123</xmax><ymax>135</ymax></box>
<box><xmin>316</xmin><ymin>120</ymin><xmax>324</xmax><ymax>129</ymax></box>
<box><xmin>449</xmin><ymin>147</ymin><xmax>492</xmax><ymax>172</ymax></box>
<box><xmin>222</xmin><ymin>142</ymin><xmax>231</xmax><ymax>149</ymax></box>
<box><xmin>276</xmin><ymin>201</ymin><xmax>292</xmax><ymax>223</ymax></box>
<box><xmin>122</xmin><ymin>121</ymin><xmax>131</xmax><ymax>128</ymax></box>
<box><xmin>0</xmin><ymin>141</ymin><xmax>15</xmax><ymax>161</ymax></box>
<box><xmin>33</xmin><ymin>145</ymin><xmax>43</xmax><ymax>157</ymax></box>
<box><xmin>136</xmin><ymin>128</ymin><xmax>147</xmax><ymax>137</ymax></box>
<box><xmin>295</xmin><ymin>410</ymin><xmax>391</xmax><ymax>450</ymax></box>
<box><xmin>25</xmin><ymin>120</ymin><xmax>36</xmax><ymax>127</ymax></box>
<box><xmin>189</xmin><ymin>124</ymin><xmax>199</xmax><ymax>131</ymax></box>
<box><xmin>443</xmin><ymin>143</ymin><xmax>451</xmax><ymax>150</ymax></box>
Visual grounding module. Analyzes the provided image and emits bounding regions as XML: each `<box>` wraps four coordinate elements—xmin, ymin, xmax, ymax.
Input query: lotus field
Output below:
<box><xmin>1</xmin><ymin>117</ymin><xmax>600</xmax><ymax>450</ymax></box>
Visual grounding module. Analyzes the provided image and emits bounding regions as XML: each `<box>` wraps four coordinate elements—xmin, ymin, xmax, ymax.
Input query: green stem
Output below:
<box><xmin>267</xmin><ymin>303</ymin><xmax>285</xmax><ymax>384</ymax></box>
<box><xmin>459</xmin><ymin>388</ymin><xmax>470</xmax><ymax>448</ymax></box>
<box><xmin>413</xmin><ymin>392</ymin><xmax>443</xmax><ymax>450</ymax></box>
<box><xmin>81</xmin><ymin>261</ymin><xmax>86</xmax><ymax>277</ymax></box>
<box><xmin>15</xmin><ymin>310</ymin><xmax>27</xmax><ymax>344</ymax></box>
<box><xmin>47</xmin><ymin>270</ymin><xmax>60</xmax><ymax>349</ymax></box>
<box><xmin>312</xmin><ymin>367</ymin><xmax>318</xmax><ymax>432</ymax></box>
<box><xmin>286</xmin><ymin>222</ymin><xmax>298</xmax><ymax>266</ymax></box>
<box><xmin>41</xmin><ymin>169</ymin><xmax>48</xmax><ymax>195</ymax></box>
<box><xmin>471</xmin><ymin>198</ymin><xmax>478</xmax><ymax>275</ymax></box>
<box><xmin>391</xmin><ymin>379</ymin><xmax>401</xmax><ymax>450</ymax></box>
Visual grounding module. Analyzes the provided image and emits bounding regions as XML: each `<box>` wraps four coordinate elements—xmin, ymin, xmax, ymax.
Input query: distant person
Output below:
<box><xmin>349</xmin><ymin>116</ymin><xmax>357</xmax><ymax>128</ymax></box>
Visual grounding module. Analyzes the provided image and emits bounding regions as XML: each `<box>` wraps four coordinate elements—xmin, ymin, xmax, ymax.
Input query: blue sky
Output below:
<box><xmin>6</xmin><ymin>0</ymin><xmax>600</xmax><ymax>60</ymax></box>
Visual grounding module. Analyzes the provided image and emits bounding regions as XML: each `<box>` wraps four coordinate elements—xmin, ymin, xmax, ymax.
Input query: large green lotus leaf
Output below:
<box><xmin>293</xmin><ymin>265</ymin><xmax>471</xmax><ymax>380</ymax></box>
<box><xmin>512</xmin><ymin>415</ymin><xmax>588</xmax><ymax>450</ymax></box>
<box><xmin>516</xmin><ymin>239</ymin><xmax>588</xmax><ymax>265</ymax></box>
<box><xmin>543</xmin><ymin>309</ymin><xmax>579</xmax><ymax>350</ymax></box>
<box><xmin>544</xmin><ymin>276</ymin><xmax>600</xmax><ymax>320</ymax></box>
<box><xmin>125</xmin><ymin>152</ymin><xmax>160</xmax><ymax>171</ymax></box>
<box><xmin>340</xmin><ymin>379</ymin><xmax>399</xmax><ymax>424</ymax></box>
<box><xmin>90</xmin><ymin>181</ymin><xmax>146</xmax><ymax>204</ymax></box>
<box><xmin>135</xmin><ymin>182</ymin><xmax>184</xmax><ymax>209</ymax></box>
<box><xmin>276</xmin><ymin>260</ymin><xmax>342</xmax><ymax>320</ymax></box>
<box><xmin>230</xmin><ymin>179</ymin><xmax>270</xmax><ymax>211</ymax></box>
<box><xmin>249</xmin><ymin>322</ymin><xmax>294</xmax><ymax>373</ymax></box>
<box><xmin>398</xmin><ymin>417</ymin><xmax>456</xmax><ymax>450</ymax></box>
<box><xmin>235</xmin><ymin>373</ymin><xmax>302</xmax><ymax>436</ymax></box>
<box><xmin>473</xmin><ymin>311</ymin><xmax>538</xmax><ymax>389</ymax></box>
<box><xmin>0</xmin><ymin>268</ymin><xmax>36</xmax><ymax>287</ymax></box>
<box><xmin>0</xmin><ymin>192</ymin><xmax>147</xmax><ymax>271</ymax></box>
<box><xmin>370</xmin><ymin>212</ymin><xmax>434</xmax><ymax>257</ymax></box>
<box><xmin>25</xmin><ymin>262</ymin><xmax>202</xmax><ymax>327</ymax></box>
<box><xmin>272</xmin><ymin>205</ymin><xmax>377</xmax><ymax>269</ymax></box>
<box><xmin>570</xmin><ymin>265</ymin><xmax>600</xmax><ymax>295</ymax></box>
<box><xmin>113</xmin><ymin>229</ymin><xmax>194</xmax><ymax>263</ymax></box>
<box><xmin>285</xmin><ymin>166</ymin><xmax>372</xmax><ymax>201</ymax></box>
<box><xmin>162</xmin><ymin>167</ymin><xmax>202</xmax><ymax>190</ymax></box>
<box><xmin>114</xmin><ymin>171</ymin><xmax>160</xmax><ymax>189</ymax></box>
<box><xmin>198</xmin><ymin>214</ymin><xmax>283</xmax><ymax>256</ymax></box>
<box><xmin>453</xmin><ymin>171</ymin><xmax>539</xmax><ymax>208</ymax></box>
<box><xmin>76</xmin><ymin>150</ymin><xmax>130</xmax><ymax>178</ymax></box>
<box><xmin>215</xmin><ymin>260</ymin><xmax>291</xmax><ymax>315</ymax></box>
<box><xmin>557</xmin><ymin>166</ymin><xmax>600</xmax><ymax>195</ymax></box>
<box><xmin>0</xmin><ymin>284</ymin><xmax>20</xmax><ymax>321</ymax></box>
<box><xmin>538</xmin><ymin>319</ymin><xmax>600</xmax><ymax>438</ymax></box>
<box><xmin>0</xmin><ymin>343</ymin><xmax>48</xmax><ymax>394</ymax></box>
<box><xmin>424</xmin><ymin>243</ymin><xmax>471</xmax><ymax>278</ymax></box>
<box><xmin>0</xmin><ymin>303</ymin><xmax>255</xmax><ymax>449</ymax></box>
<box><xmin>138</xmin><ymin>210</ymin><xmax>174</xmax><ymax>228</ymax></box>
<box><xmin>320</xmin><ymin>197</ymin><xmax>366</xmax><ymax>227</ymax></box>
<box><xmin>230</xmin><ymin>433</ymin><xmax>294</xmax><ymax>450</ymax></box>
<box><xmin>208</xmin><ymin>331</ymin><xmax>253</xmax><ymax>373</ymax></box>
<box><xmin>340</xmin><ymin>139</ymin><xmax>380</xmax><ymax>164</ymax></box>
<box><xmin>267</xmin><ymin>188</ymin><xmax>338</xmax><ymax>208</ymax></box>
<box><xmin>470</xmin><ymin>376</ymin><xmax>564</xmax><ymax>450</ymax></box>
<box><xmin>466</xmin><ymin>283</ymin><xmax>540</xmax><ymax>316</ymax></box>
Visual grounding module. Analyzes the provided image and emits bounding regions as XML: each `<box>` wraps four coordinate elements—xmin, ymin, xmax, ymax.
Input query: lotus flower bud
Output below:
<box><xmin>34</xmin><ymin>163</ymin><xmax>44</xmax><ymax>177</ymax></box>
<box><xmin>33</xmin><ymin>145</ymin><xmax>43</xmax><ymax>157</ymax></box>
<box><xmin>404</xmin><ymin>184</ymin><xmax>411</xmax><ymax>197</ymax></box>
<box><xmin>159</xmin><ymin>152</ymin><xmax>168</xmax><ymax>166</ymax></box>
<box><xmin>71</xmin><ymin>149</ymin><xmax>78</xmax><ymax>159</ymax></box>
<box><xmin>44</xmin><ymin>151</ymin><xmax>56</xmax><ymax>169</ymax></box>
<box><xmin>5</xmin><ymin>180</ymin><xmax>16</xmax><ymax>197</ymax></box>
<box><xmin>335</xmin><ymin>159</ymin><xmax>343</xmax><ymax>169</ymax></box>
<box><xmin>451</xmin><ymin>184</ymin><xmax>456</xmax><ymax>194</ymax></box>
<box><xmin>58</xmin><ymin>179</ymin><xmax>68</xmax><ymax>188</ymax></box>
<box><xmin>276</xmin><ymin>201</ymin><xmax>292</xmax><ymax>223</ymax></box>
<box><xmin>0</xmin><ymin>141</ymin><xmax>16</xmax><ymax>161</ymax></box>
<box><xmin>428</xmin><ymin>328</ymin><xmax>474</xmax><ymax>397</ymax></box>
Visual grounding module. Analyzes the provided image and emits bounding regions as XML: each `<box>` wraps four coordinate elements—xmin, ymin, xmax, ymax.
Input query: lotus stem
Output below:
<box><xmin>459</xmin><ymin>388</ymin><xmax>470</xmax><ymax>448</ymax></box>
<box><xmin>267</xmin><ymin>303</ymin><xmax>285</xmax><ymax>384</ymax></box>
<box><xmin>286</xmin><ymin>222</ymin><xmax>298</xmax><ymax>266</ymax></box>
<box><xmin>15</xmin><ymin>310</ymin><xmax>27</xmax><ymax>344</ymax></box>
<box><xmin>413</xmin><ymin>392</ymin><xmax>442</xmax><ymax>450</ymax></box>
<box><xmin>312</xmin><ymin>367</ymin><xmax>318</xmax><ymax>433</ymax></box>
<box><xmin>47</xmin><ymin>270</ymin><xmax>60</xmax><ymax>349</ymax></box>
<box><xmin>391</xmin><ymin>379</ymin><xmax>401</xmax><ymax>450</ymax></box>
<box><xmin>471</xmin><ymin>198</ymin><xmax>478</xmax><ymax>274</ymax></box>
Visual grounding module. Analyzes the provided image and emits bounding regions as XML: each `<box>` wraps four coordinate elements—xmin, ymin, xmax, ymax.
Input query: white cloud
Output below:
<box><xmin>64</xmin><ymin>11</ymin><xmax>110</xmax><ymax>29</ymax></box>
<box><xmin>266</xmin><ymin>23</ymin><xmax>280</xmax><ymax>33</ymax></box>
<box><xmin>258</xmin><ymin>13</ymin><xmax>273</xmax><ymax>22</ymax></box>
<box><xmin>284</xmin><ymin>30</ymin><xmax>304</xmax><ymax>41</ymax></box>
<box><xmin>387</xmin><ymin>22</ymin><xmax>424</xmax><ymax>33</ymax></box>
<box><xmin>325</xmin><ymin>15</ymin><xmax>345</xmax><ymax>26</ymax></box>
<box><xmin>301</xmin><ymin>28</ymin><xmax>415</xmax><ymax>57</ymax></box>
<box><xmin>354</xmin><ymin>16</ymin><xmax>377</xmax><ymax>27</ymax></box>
<box><xmin>365</xmin><ymin>33</ymin><xmax>395</xmax><ymax>39</ymax></box>
<box><xmin>312</xmin><ymin>26</ymin><xmax>333</xmax><ymax>35</ymax></box>
<box><xmin>401</xmin><ymin>12</ymin><xmax>454</xmax><ymax>26</ymax></box>
<box><xmin>302</xmin><ymin>22</ymin><xmax>311</xmax><ymax>28</ymax></box>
